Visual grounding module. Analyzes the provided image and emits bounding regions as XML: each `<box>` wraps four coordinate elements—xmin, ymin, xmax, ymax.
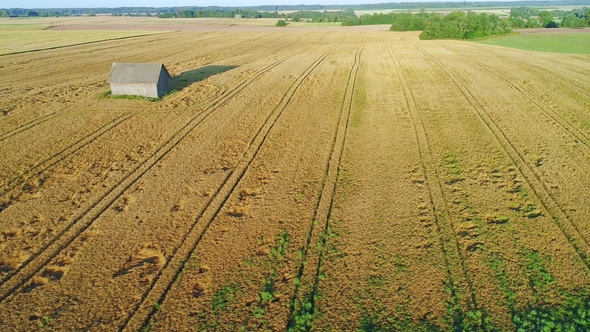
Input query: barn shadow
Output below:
<box><xmin>171</xmin><ymin>65</ymin><xmax>237</xmax><ymax>91</ymax></box>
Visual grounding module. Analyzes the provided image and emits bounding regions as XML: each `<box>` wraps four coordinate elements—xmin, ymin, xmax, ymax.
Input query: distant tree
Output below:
<box><xmin>176</xmin><ymin>10</ymin><xmax>194</xmax><ymax>18</ymax></box>
<box><xmin>509</xmin><ymin>18</ymin><xmax>526</xmax><ymax>28</ymax></box>
<box><xmin>561</xmin><ymin>14</ymin><xmax>585</xmax><ymax>28</ymax></box>
<box><xmin>420</xmin><ymin>11</ymin><xmax>511</xmax><ymax>40</ymax></box>
<box><xmin>510</xmin><ymin>8</ymin><xmax>521</xmax><ymax>18</ymax></box>
<box><xmin>0</xmin><ymin>10</ymin><xmax>9</xmax><ymax>17</ymax></box>
<box><xmin>545</xmin><ymin>21</ymin><xmax>559</xmax><ymax>28</ymax></box>
<box><xmin>539</xmin><ymin>10</ymin><xmax>554</xmax><ymax>27</ymax></box>
<box><xmin>525</xmin><ymin>18</ymin><xmax>541</xmax><ymax>28</ymax></box>
<box><xmin>292</xmin><ymin>16</ymin><xmax>300</xmax><ymax>22</ymax></box>
<box><xmin>517</xmin><ymin>6</ymin><xmax>538</xmax><ymax>20</ymax></box>
<box><xmin>89</xmin><ymin>12</ymin><xmax>96</xmax><ymax>16</ymax></box>
<box><xmin>389</xmin><ymin>13</ymin><xmax>427</xmax><ymax>31</ymax></box>
<box><xmin>25</xmin><ymin>10</ymin><xmax>39</xmax><ymax>17</ymax></box>
<box><xmin>276</xmin><ymin>19</ymin><xmax>287</xmax><ymax>26</ymax></box>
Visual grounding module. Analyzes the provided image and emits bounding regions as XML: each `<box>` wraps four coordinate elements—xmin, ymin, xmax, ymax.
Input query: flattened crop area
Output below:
<box><xmin>1</xmin><ymin>29</ymin><xmax>590</xmax><ymax>331</ymax></box>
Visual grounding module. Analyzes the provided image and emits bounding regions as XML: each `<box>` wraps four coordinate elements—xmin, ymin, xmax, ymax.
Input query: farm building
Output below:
<box><xmin>108</xmin><ymin>63</ymin><xmax>172</xmax><ymax>98</ymax></box>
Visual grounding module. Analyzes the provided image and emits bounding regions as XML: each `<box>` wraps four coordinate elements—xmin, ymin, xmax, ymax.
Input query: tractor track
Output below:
<box><xmin>0</xmin><ymin>32</ymin><xmax>174</xmax><ymax>58</ymax></box>
<box><xmin>286</xmin><ymin>32</ymin><xmax>362</xmax><ymax>331</ymax></box>
<box><xmin>166</xmin><ymin>32</ymin><xmax>283</xmax><ymax>71</ymax></box>
<box><xmin>0</xmin><ymin>80</ymin><xmax>229</xmax><ymax>204</ymax></box>
<box><xmin>415</xmin><ymin>44</ymin><xmax>590</xmax><ymax>272</ymax></box>
<box><xmin>0</xmin><ymin>35</ymin><xmax>305</xmax><ymax>205</ymax></box>
<box><xmin>0</xmin><ymin>111</ymin><xmax>62</xmax><ymax>142</ymax></box>
<box><xmin>481</xmin><ymin>50</ymin><xmax>590</xmax><ymax>103</ymax></box>
<box><xmin>123</xmin><ymin>41</ymin><xmax>342</xmax><ymax>332</ymax></box>
<box><xmin>388</xmin><ymin>43</ymin><xmax>481</xmax><ymax>325</ymax></box>
<box><xmin>532</xmin><ymin>67</ymin><xmax>590</xmax><ymax>100</ymax></box>
<box><xmin>0</xmin><ymin>32</ymin><xmax>291</xmax><ymax>131</ymax></box>
<box><xmin>0</xmin><ymin>99</ymin><xmax>104</xmax><ymax>144</ymax></box>
<box><xmin>0</xmin><ymin>112</ymin><xmax>133</xmax><ymax>199</ymax></box>
<box><xmin>81</xmin><ymin>32</ymin><xmax>228</xmax><ymax>57</ymax></box>
<box><xmin>442</xmin><ymin>45</ymin><xmax>590</xmax><ymax>153</ymax></box>
<box><xmin>0</xmin><ymin>52</ymin><xmax>298</xmax><ymax>304</ymax></box>
<box><xmin>491</xmin><ymin>50</ymin><xmax>590</xmax><ymax>89</ymax></box>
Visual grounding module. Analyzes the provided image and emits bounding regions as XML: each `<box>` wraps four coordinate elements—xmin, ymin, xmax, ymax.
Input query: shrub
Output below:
<box><xmin>276</xmin><ymin>20</ymin><xmax>287</xmax><ymax>27</ymax></box>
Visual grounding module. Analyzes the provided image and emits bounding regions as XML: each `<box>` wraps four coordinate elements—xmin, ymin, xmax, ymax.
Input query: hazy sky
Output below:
<box><xmin>1</xmin><ymin>0</ymin><xmax>423</xmax><ymax>8</ymax></box>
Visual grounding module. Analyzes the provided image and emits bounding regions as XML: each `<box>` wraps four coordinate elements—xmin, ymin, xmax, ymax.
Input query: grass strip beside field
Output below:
<box><xmin>475</xmin><ymin>32</ymin><xmax>590</xmax><ymax>54</ymax></box>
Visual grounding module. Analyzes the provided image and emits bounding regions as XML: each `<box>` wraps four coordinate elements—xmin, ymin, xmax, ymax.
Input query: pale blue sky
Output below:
<box><xmin>1</xmin><ymin>0</ymin><xmax>420</xmax><ymax>8</ymax></box>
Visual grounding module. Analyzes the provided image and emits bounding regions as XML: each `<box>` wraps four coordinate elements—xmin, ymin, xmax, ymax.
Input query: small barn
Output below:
<box><xmin>108</xmin><ymin>63</ymin><xmax>172</xmax><ymax>99</ymax></box>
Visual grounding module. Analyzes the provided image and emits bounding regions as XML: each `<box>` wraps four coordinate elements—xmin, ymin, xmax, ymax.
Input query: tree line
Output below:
<box><xmin>158</xmin><ymin>9</ymin><xmax>356</xmax><ymax>22</ymax></box>
<box><xmin>285</xmin><ymin>9</ymin><xmax>357</xmax><ymax>23</ymax></box>
<box><xmin>509</xmin><ymin>6</ymin><xmax>590</xmax><ymax>28</ymax></box>
<box><xmin>342</xmin><ymin>11</ymin><xmax>428</xmax><ymax>28</ymax></box>
<box><xmin>160</xmin><ymin>9</ymin><xmax>281</xmax><ymax>19</ymax></box>
<box><xmin>339</xmin><ymin>6</ymin><xmax>590</xmax><ymax>38</ymax></box>
<box><xmin>419</xmin><ymin>11</ymin><xmax>513</xmax><ymax>40</ymax></box>
<box><xmin>2</xmin><ymin>1</ymin><xmax>590</xmax><ymax>17</ymax></box>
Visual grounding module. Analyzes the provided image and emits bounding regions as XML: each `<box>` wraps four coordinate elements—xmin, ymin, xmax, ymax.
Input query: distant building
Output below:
<box><xmin>108</xmin><ymin>63</ymin><xmax>172</xmax><ymax>98</ymax></box>
<box><xmin>235</xmin><ymin>14</ymin><xmax>242</xmax><ymax>19</ymax></box>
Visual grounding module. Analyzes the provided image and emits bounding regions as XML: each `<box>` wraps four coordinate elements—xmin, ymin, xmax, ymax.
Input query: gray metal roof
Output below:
<box><xmin>108</xmin><ymin>63</ymin><xmax>171</xmax><ymax>85</ymax></box>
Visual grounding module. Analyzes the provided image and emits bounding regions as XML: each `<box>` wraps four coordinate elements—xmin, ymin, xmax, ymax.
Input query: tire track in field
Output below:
<box><xmin>0</xmin><ymin>32</ymin><xmax>286</xmax><ymax>126</ymax></box>
<box><xmin>0</xmin><ymin>32</ymin><xmax>173</xmax><ymax>57</ymax></box>
<box><xmin>415</xmin><ymin>44</ymin><xmax>590</xmax><ymax>271</ymax></box>
<box><xmin>286</xmin><ymin>32</ymin><xmax>362</xmax><ymax>331</ymax></box>
<box><xmin>166</xmin><ymin>32</ymin><xmax>277</xmax><ymax>70</ymax></box>
<box><xmin>442</xmin><ymin>45</ymin><xmax>590</xmax><ymax>152</ymax></box>
<box><xmin>0</xmin><ymin>79</ymin><xmax>228</xmax><ymax>201</ymax></box>
<box><xmin>0</xmin><ymin>112</ymin><xmax>133</xmax><ymax>199</ymax></box>
<box><xmin>488</xmin><ymin>50</ymin><xmax>590</xmax><ymax>95</ymax></box>
<box><xmin>0</xmin><ymin>37</ymin><xmax>304</xmax><ymax>205</ymax></box>
<box><xmin>0</xmin><ymin>54</ymin><xmax>296</xmax><ymax>304</ymax></box>
<box><xmin>82</xmin><ymin>32</ymin><xmax>227</xmax><ymax>57</ymax></box>
<box><xmin>534</xmin><ymin>67</ymin><xmax>590</xmax><ymax>99</ymax></box>
<box><xmin>388</xmin><ymin>44</ymin><xmax>480</xmax><ymax>326</ymax></box>
<box><xmin>0</xmin><ymin>99</ymin><xmax>103</xmax><ymax>143</ymax></box>
<box><xmin>123</xmin><ymin>44</ymin><xmax>341</xmax><ymax>332</ymax></box>
<box><xmin>0</xmin><ymin>112</ymin><xmax>62</xmax><ymax>142</ymax></box>
<box><xmin>530</xmin><ymin>66</ymin><xmax>590</xmax><ymax>103</ymax></box>
<box><xmin>0</xmin><ymin>33</ymin><xmax>207</xmax><ymax>90</ymax></box>
<box><xmin>0</xmin><ymin>36</ymin><xmax>305</xmax><ymax>202</ymax></box>
<box><xmin>0</xmin><ymin>32</ymin><xmax>297</xmax><ymax>129</ymax></box>
<box><xmin>0</xmin><ymin>103</ymin><xmax>90</xmax><ymax>142</ymax></box>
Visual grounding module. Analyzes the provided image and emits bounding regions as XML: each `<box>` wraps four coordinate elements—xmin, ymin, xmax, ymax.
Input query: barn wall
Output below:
<box><xmin>111</xmin><ymin>84</ymin><xmax>159</xmax><ymax>98</ymax></box>
<box><xmin>156</xmin><ymin>71</ymin><xmax>172</xmax><ymax>98</ymax></box>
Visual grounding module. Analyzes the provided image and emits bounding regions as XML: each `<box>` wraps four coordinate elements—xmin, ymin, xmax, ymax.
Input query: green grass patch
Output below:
<box><xmin>211</xmin><ymin>284</ymin><xmax>239</xmax><ymax>311</ymax></box>
<box><xmin>519</xmin><ymin>248</ymin><xmax>554</xmax><ymax>297</ymax></box>
<box><xmin>100</xmin><ymin>91</ymin><xmax>160</xmax><ymax>102</ymax></box>
<box><xmin>475</xmin><ymin>32</ymin><xmax>590</xmax><ymax>54</ymax></box>
<box><xmin>99</xmin><ymin>90</ymin><xmax>178</xmax><ymax>102</ymax></box>
<box><xmin>513</xmin><ymin>293</ymin><xmax>590</xmax><ymax>331</ymax></box>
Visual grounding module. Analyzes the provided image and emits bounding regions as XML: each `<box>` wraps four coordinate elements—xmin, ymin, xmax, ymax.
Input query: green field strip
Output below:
<box><xmin>475</xmin><ymin>32</ymin><xmax>590</xmax><ymax>54</ymax></box>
